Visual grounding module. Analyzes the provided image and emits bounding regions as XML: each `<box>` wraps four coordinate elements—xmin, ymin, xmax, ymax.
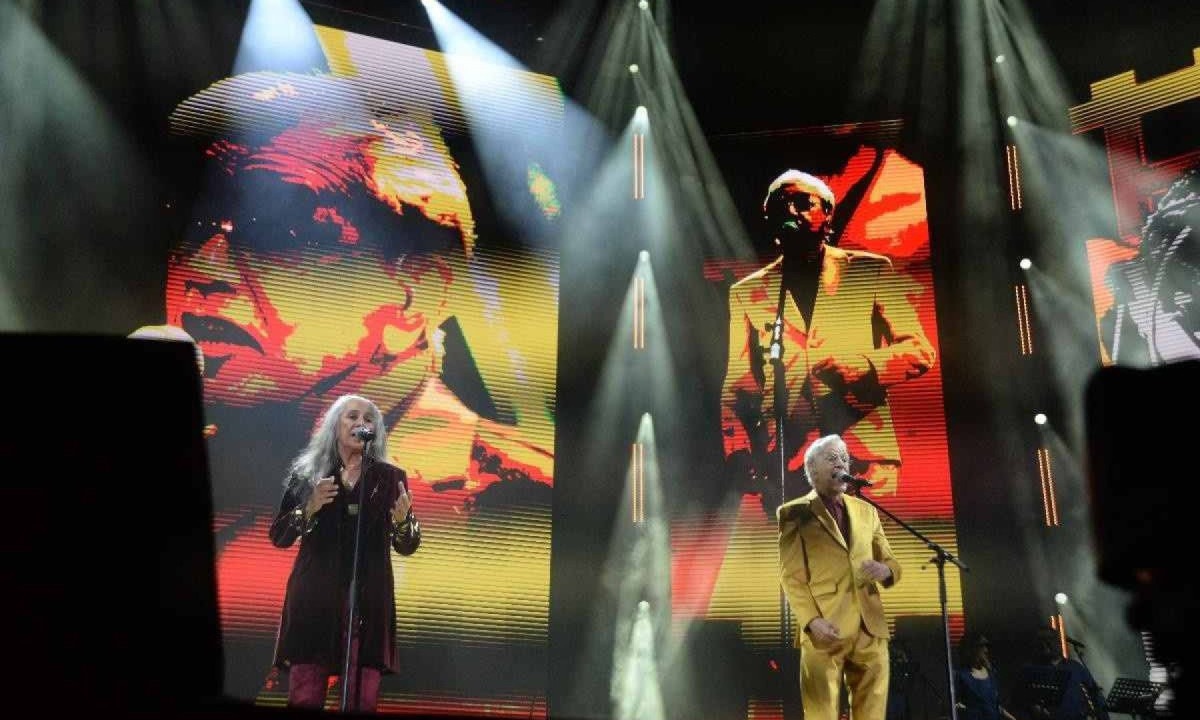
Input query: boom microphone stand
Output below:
<box><xmin>848</xmin><ymin>481</ymin><xmax>969</xmax><ymax>720</ymax></box>
<box><xmin>339</xmin><ymin>426</ymin><xmax>375</xmax><ymax>712</ymax></box>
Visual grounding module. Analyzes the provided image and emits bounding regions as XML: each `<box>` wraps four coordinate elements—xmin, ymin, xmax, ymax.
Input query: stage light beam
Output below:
<box><xmin>1034</xmin><ymin>412</ymin><xmax>1048</xmax><ymax>425</ymax></box>
<box><xmin>1020</xmin><ymin>258</ymin><xmax>1032</xmax><ymax>270</ymax></box>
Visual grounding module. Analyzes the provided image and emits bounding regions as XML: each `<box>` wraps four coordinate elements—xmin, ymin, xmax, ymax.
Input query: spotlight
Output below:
<box><xmin>639</xmin><ymin>250</ymin><xmax>649</xmax><ymax>263</ymax></box>
<box><xmin>634</xmin><ymin>105</ymin><xmax>648</xmax><ymax>122</ymax></box>
<box><xmin>629</xmin><ymin>63</ymin><xmax>640</xmax><ymax>74</ymax></box>
<box><xmin>1006</xmin><ymin>115</ymin><xmax>1019</xmax><ymax>128</ymax></box>
<box><xmin>638</xmin><ymin>0</ymin><xmax>649</xmax><ymax>8</ymax></box>
<box><xmin>1054</xmin><ymin>592</ymin><xmax>1068</xmax><ymax>605</ymax></box>
<box><xmin>1019</xmin><ymin>258</ymin><xmax>1032</xmax><ymax>270</ymax></box>
<box><xmin>1034</xmin><ymin>412</ymin><xmax>1047</xmax><ymax>425</ymax></box>
<box><xmin>995</xmin><ymin>54</ymin><xmax>1006</xmax><ymax>64</ymax></box>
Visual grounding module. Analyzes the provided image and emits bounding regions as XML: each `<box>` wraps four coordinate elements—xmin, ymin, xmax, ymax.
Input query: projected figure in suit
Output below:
<box><xmin>721</xmin><ymin>169</ymin><xmax>935</xmax><ymax>512</ymax></box>
<box><xmin>777</xmin><ymin>434</ymin><xmax>902</xmax><ymax>720</ymax></box>
<box><xmin>159</xmin><ymin>70</ymin><xmax>553</xmax><ymax>510</ymax></box>
<box><xmin>1101</xmin><ymin>167</ymin><xmax>1200</xmax><ymax>365</ymax></box>
<box><xmin>269</xmin><ymin>394</ymin><xmax>420</xmax><ymax>711</ymax></box>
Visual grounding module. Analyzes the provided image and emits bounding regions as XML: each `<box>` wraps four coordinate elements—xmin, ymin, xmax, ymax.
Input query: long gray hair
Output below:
<box><xmin>285</xmin><ymin>394</ymin><xmax>390</xmax><ymax>493</ymax></box>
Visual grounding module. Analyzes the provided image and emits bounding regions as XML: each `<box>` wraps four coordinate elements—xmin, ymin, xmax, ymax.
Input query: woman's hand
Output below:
<box><xmin>306</xmin><ymin>476</ymin><xmax>338</xmax><ymax>518</ymax></box>
<box><xmin>392</xmin><ymin>484</ymin><xmax>412</xmax><ymax>523</ymax></box>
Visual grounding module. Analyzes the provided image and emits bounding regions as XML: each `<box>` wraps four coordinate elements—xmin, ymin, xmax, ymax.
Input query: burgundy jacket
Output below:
<box><xmin>269</xmin><ymin>460</ymin><xmax>420</xmax><ymax>673</ymax></box>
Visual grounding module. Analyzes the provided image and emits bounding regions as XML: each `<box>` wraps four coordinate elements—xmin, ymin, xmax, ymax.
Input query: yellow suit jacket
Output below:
<box><xmin>722</xmin><ymin>246</ymin><xmax>935</xmax><ymax>475</ymax></box>
<box><xmin>777</xmin><ymin>490</ymin><xmax>902</xmax><ymax>644</ymax></box>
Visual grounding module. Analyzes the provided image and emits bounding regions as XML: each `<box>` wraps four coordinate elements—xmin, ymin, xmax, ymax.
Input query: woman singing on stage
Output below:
<box><xmin>269</xmin><ymin>394</ymin><xmax>420</xmax><ymax>711</ymax></box>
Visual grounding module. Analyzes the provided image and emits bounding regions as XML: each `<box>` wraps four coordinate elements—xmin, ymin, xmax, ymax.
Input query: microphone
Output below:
<box><xmin>1065</xmin><ymin>635</ymin><xmax>1087</xmax><ymax>650</ymax></box>
<box><xmin>834</xmin><ymin>471</ymin><xmax>872</xmax><ymax>490</ymax></box>
<box><xmin>768</xmin><ymin>314</ymin><xmax>784</xmax><ymax>361</ymax></box>
<box><xmin>350</xmin><ymin>426</ymin><xmax>376</xmax><ymax>441</ymax></box>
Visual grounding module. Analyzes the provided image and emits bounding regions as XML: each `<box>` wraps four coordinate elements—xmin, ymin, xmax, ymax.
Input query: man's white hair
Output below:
<box><xmin>803</xmin><ymin>434</ymin><xmax>847</xmax><ymax>480</ymax></box>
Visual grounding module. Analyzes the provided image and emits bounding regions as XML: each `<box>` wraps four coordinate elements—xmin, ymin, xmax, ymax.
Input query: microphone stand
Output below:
<box><xmin>769</xmin><ymin>297</ymin><xmax>790</xmax><ymax>649</ymax></box>
<box><xmin>768</xmin><ymin>289</ymin><xmax>804</xmax><ymax>720</ymax></box>
<box><xmin>849</xmin><ymin>484</ymin><xmax>969</xmax><ymax>720</ymax></box>
<box><xmin>1067</xmin><ymin>639</ymin><xmax>1105</xmax><ymax>717</ymax></box>
<box><xmin>339</xmin><ymin>435</ymin><xmax>374</xmax><ymax>712</ymax></box>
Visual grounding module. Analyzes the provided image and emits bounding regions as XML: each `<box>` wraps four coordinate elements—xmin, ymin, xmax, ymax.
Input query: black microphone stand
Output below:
<box><xmin>849</xmin><ymin>483</ymin><xmax>969</xmax><ymax>720</ymax></box>
<box><xmin>339</xmin><ymin>433</ymin><xmax>374</xmax><ymax>712</ymax></box>
<box><xmin>1067</xmin><ymin>639</ymin><xmax>1106</xmax><ymax>717</ymax></box>
<box><xmin>769</xmin><ymin>296</ymin><xmax>790</xmax><ymax>649</ymax></box>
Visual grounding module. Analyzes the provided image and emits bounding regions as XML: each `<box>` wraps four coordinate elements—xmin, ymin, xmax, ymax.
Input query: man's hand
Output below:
<box><xmin>806</xmin><ymin>617</ymin><xmax>840</xmax><ymax>645</ymax></box>
<box><xmin>859</xmin><ymin>559</ymin><xmax>892</xmax><ymax>583</ymax></box>
<box><xmin>812</xmin><ymin>354</ymin><xmax>874</xmax><ymax>387</ymax></box>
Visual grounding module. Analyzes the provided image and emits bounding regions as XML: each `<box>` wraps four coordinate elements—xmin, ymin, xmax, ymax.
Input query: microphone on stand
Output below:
<box><xmin>834</xmin><ymin>471</ymin><xmax>873</xmax><ymax>490</ymax></box>
<box><xmin>350</xmin><ymin>426</ymin><xmax>375</xmax><ymax>441</ymax></box>
<box><xmin>1065</xmin><ymin>635</ymin><xmax>1087</xmax><ymax>650</ymax></box>
<box><xmin>768</xmin><ymin>313</ymin><xmax>784</xmax><ymax>362</ymax></box>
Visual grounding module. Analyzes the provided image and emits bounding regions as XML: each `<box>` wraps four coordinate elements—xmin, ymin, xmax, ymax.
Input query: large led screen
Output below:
<box><xmin>672</xmin><ymin>122</ymin><xmax>961</xmax><ymax>719</ymax></box>
<box><xmin>158</xmin><ymin>26</ymin><xmax>561</xmax><ymax>715</ymax></box>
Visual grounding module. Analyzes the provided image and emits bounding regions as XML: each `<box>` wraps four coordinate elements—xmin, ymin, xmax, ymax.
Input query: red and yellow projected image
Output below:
<box><xmin>1071</xmin><ymin>53</ymin><xmax>1200</xmax><ymax>366</ymax></box>
<box><xmin>151</xmin><ymin>27</ymin><xmax>560</xmax><ymax>715</ymax></box>
<box><xmin>676</xmin><ymin>136</ymin><xmax>960</xmax><ymax>719</ymax></box>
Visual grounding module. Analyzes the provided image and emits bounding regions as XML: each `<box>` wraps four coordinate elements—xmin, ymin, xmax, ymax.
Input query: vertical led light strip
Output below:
<box><xmin>633</xmin><ymin>132</ymin><xmax>645</xmax><ymax>200</ymax></box>
<box><xmin>1005</xmin><ymin>144</ymin><xmax>1023</xmax><ymax>211</ymax></box>
<box><xmin>1037</xmin><ymin>447</ymin><xmax>1060</xmax><ymax>527</ymax></box>
<box><xmin>1015</xmin><ymin>284</ymin><xmax>1033</xmax><ymax>355</ymax></box>
<box><xmin>1050</xmin><ymin>615</ymin><xmax>1069</xmax><ymax>658</ymax></box>
<box><xmin>633</xmin><ymin>276</ymin><xmax>646</xmax><ymax>349</ymax></box>
<box><xmin>631</xmin><ymin>442</ymin><xmax>644</xmax><ymax>524</ymax></box>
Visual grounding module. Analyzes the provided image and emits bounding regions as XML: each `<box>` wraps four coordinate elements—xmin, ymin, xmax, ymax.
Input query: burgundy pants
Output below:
<box><xmin>287</xmin><ymin>634</ymin><xmax>382</xmax><ymax>711</ymax></box>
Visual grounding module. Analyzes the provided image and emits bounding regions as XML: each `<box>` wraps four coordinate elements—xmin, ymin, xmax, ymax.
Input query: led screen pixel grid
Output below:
<box><xmin>165</xmin><ymin>26</ymin><xmax>562</xmax><ymax>715</ymax></box>
<box><xmin>672</xmin><ymin>127</ymin><xmax>962</xmax><ymax>719</ymax></box>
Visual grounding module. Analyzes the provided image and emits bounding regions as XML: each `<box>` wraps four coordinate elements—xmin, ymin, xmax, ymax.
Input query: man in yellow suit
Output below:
<box><xmin>778</xmin><ymin>434</ymin><xmax>901</xmax><ymax>720</ymax></box>
<box><xmin>722</xmin><ymin>169</ymin><xmax>935</xmax><ymax>511</ymax></box>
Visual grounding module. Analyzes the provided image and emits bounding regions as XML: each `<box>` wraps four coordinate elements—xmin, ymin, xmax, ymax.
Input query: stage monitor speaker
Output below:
<box><xmin>0</xmin><ymin>333</ymin><xmax>220</xmax><ymax>712</ymax></box>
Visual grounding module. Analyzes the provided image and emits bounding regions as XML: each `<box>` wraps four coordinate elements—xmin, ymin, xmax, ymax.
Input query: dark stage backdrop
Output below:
<box><xmin>148</xmin><ymin>26</ymin><xmax>564</xmax><ymax>715</ymax></box>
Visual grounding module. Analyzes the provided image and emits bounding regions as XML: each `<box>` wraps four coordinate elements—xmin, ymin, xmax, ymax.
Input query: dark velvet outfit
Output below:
<box><xmin>269</xmin><ymin>460</ymin><xmax>420</xmax><ymax>674</ymax></box>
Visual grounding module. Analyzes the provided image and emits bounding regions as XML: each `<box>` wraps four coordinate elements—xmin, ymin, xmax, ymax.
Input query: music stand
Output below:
<box><xmin>1105</xmin><ymin>677</ymin><xmax>1164</xmax><ymax>719</ymax></box>
<box><xmin>1019</xmin><ymin>665</ymin><xmax>1069</xmax><ymax>717</ymax></box>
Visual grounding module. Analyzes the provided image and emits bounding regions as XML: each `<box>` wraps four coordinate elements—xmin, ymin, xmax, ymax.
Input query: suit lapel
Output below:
<box><xmin>807</xmin><ymin>491</ymin><xmax>848</xmax><ymax>551</ymax></box>
<box><xmin>807</xmin><ymin>245</ymin><xmax>846</xmax><ymax>339</ymax></box>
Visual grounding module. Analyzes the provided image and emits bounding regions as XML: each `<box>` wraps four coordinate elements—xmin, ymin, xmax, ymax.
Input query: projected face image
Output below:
<box><xmin>782</xmin><ymin>189</ymin><xmax>832</xmax><ymax>237</ymax></box>
<box><xmin>166</xmin><ymin>122</ymin><xmax>472</xmax><ymax>410</ymax></box>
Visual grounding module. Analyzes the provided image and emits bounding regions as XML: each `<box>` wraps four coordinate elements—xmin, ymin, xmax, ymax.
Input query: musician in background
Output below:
<box><xmin>1019</xmin><ymin>628</ymin><xmax>1109</xmax><ymax>720</ymax></box>
<box><xmin>954</xmin><ymin>632</ymin><xmax>1017</xmax><ymax>720</ymax></box>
